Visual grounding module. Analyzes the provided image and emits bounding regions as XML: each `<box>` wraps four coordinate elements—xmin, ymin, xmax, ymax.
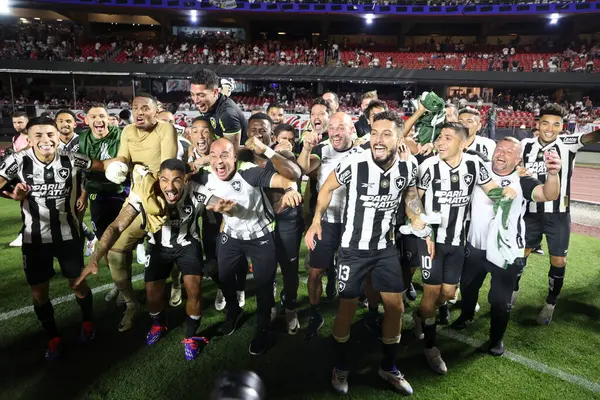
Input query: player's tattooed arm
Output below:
<box><xmin>90</xmin><ymin>205</ymin><xmax>139</xmax><ymax>266</ymax></box>
<box><xmin>305</xmin><ymin>172</ymin><xmax>341</xmax><ymax>250</ymax></box>
<box><xmin>405</xmin><ymin>185</ymin><xmax>426</xmax><ymax>230</ymax></box>
<box><xmin>582</xmin><ymin>129</ymin><xmax>600</xmax><ymax>145</ymax></box>
<box><xmin>205</xmin><ymin>195</ymin><xmax>238</xmax><ymax>216</ymax></box>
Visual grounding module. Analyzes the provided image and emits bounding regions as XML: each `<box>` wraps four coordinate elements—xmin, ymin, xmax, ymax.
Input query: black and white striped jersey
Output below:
<box><xmin>418</xmin><ymin>153</ymin><xmax>492</xmax><ymax>247</ymax></box>
<box><xmin>0</xmin><ymin>148</ymin><xmax>92</xmax><ymax>244</ymax></box>
<box><xmin>521</xmin><ymin>133</ymin><xmax>585</xmax><ymax>213</ymax></box>
<box><xmin>58</xmin><ymin>134</ymin><xmax>80</xmax><ymax>153</ymax></box>
<box><xmin>335</xmin><ymin>150</ymin><xmax>418</xmax><ymax>250</ymax></box>
<box><xmin>312</xmin><ymin>141</ymin><xmax>365</xmax><ymax>223</ymax></box>
<box><xmin>192</xmin><ymin>162</ymin><xmax>276</xmax><ymax>240</ymax></box>
<box><xmin>467</xmin><ymin>135</ymin><xmax>496</xmax><ymax>158</ymax></box>
<box><xmin>128</xmin><ymin>181</ymin><xmax>211</xmax><ymax>248</ymax></box>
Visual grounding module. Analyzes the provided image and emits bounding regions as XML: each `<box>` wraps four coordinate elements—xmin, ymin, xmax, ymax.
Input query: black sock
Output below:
<box><xmin>546</xmin><ymin>265</ymin><xmax>565</xmax><ymax>305</ymax></box>
<box><xmin>381</xmin><ymin>342</ymin><xmax>399</xmax><ymax>371</ymax></box>
<box><xmin>150</xmin><ymin>310</ymin><xmax>167</xmax><ymax>326</ymax></box>
<box><xmin>310</xmin><ymin>304</ymin><xmax>320</xmax><ymax>317</ymax></box>
<box><xmin>34</xmin><ymin>302</ymin><xmax>59</xmax><ymax>339</ymax></box>
<box><xmin>76</xmin><ymin>290</ymin><xmax>94</xmax><ymax>322</ymax></box>
<box><xmin>368</xmin><ymin>305</ymin><xmax>379</xmax><ymax>316</ymax></box>
<box><xmin>514</xmin><ymin>272</ymin><xmax>523</xmax><ymax>292</ymax></box>
<box><xmin>185</xmin><ymin>314</ymin><xmax>202</xmax><ymax>338</ymax></box>
<box><xmin>333</xmin><ymin>338</ymin><xmax>350</xmax><ymax>370</ymax></box>
<box><xmin>82</xmin><ymin>223</ymin><xmax>95</xmax><ymax>241</ymax></box>
<box><xmin>490</xmin><ymin>305</ymin><xmax>510</xmax><ymax>343</ymax></box>
<box><xmin>423</xmin><ymin>316</ymin><xmax>437</xmax><ymax>349</ymax></box>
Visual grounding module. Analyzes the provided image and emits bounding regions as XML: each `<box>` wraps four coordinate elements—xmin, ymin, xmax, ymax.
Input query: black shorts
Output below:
<box><xmin>524</xmin><ymin>212</ymin><xmax>571</xmax><ymax>257</ymax></box>
<box><xmin>309</xmin><ymin>221</ymin><xmax>342</xmax><ymax>270</ymax></box>
<box><xmin>144</xmin><ymin>241</ymin><xmax>204</xmax><ymax>282</ymax></box>
<box><xmin>421</xmin><ymin>243</ymin><xmax>465</xmax><ymax>286</ymax></box>
<box><xmin>22</xmin><ymin>240</ymin><xmax>84</xmax><ymax>286</ymax></box>
<box><xmin>337</xmin><ymin>246</ymin><xmax>405</xmax><ymax>299</ymax></box>
<box><xmin>89</xmin><ymin>192</ymin><xmax>127</xmax><ymax>239</ymax></box>
<box><xmin>399</xmin><ymin>234</ymin><xmax>428</xmax><ymax>270</ymax></box>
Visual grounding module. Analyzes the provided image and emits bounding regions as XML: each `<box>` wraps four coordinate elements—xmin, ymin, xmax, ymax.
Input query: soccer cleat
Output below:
<box><xmin>450</xmin><ymin>315</ymin><xmax>474</xmax><ymax>330</ymax></box>
<box><xmin>214</xmin><ymin>289</ymin><xmax>226</xmax><ymax>311</ymax></box>
<box><xmin>533</xmin><ymin>247</ymin><xmax>545</xmax><ymax>256</ymax></box>
<box><xmin>45</xmin><ymin>337</ymin><xmax>62</xmax><ymax>361</ymax></box>
<box><xmin>475</xmin><ymin>303</ymin><xmax>481</xmax><ymax>313</ymax></box>
<box><xmin>285</xmin><ymin>309</ymin><xmax>300</xmax><ymax>335</ymax></box>
<box><xmin>80</xmin><ymin>321</ymin><xmax>96</xmax><ymax>343</ymax></box>
<box><xmin>136</xmin><ymin>243</ymin><xmax>146</xmax><ymax>265</ymax></box>
<box><xmin>378</xmin><ymin>367</ymin><xmax>414</xmax><ymax>395</ymax></box>
<box><xmin>182</xmin><ymin>337</ymin><xmax>209</xmax><ymax>360</ymax></box>
<box><xmin>413</xmin><ymin>312</ymin><xmax>424</xmax><ymax>340</ymax></box>
<box><xmin>237</xmin><ymin>291</ymin><xmax>246</xmax><ymax>308</ymax></box>
<box><xmin>118</xmin><ymin>302</ymin><xmax>139</xmax><ymax>332</ymax></box>
<box><xmin>448</xmin><ymin>287</ymin><xmax>460</xmax><ymax>305</ymax></box>
<box><xmin>331</xmin><ymin>367</ymin><xmax>349</xmax><ymax>395</ymax></box>
<box><xmin>116</xmin><ymin>291</ymin><xmax>126</xmax><ymax>307</ymax></box>
<box><xmin>438</xmin><ymin>304</ymin><xmax>451</xmax><ymax>325</ymax></box>
<box><xmin>105</xmin><ymin>284</ymin><xmax>119</xmax><ymax>302</ymax></box>
<box><xmin>304</xmin><ymin>313</ymin><xmax>324</xmax><ymax>341</ymax></box>
<box><xmin>511</xmin><ymin>290</ymin><xmax>520</xmax><ymax>307</ymax></box>
<box><xmin>146</xmin><ymin>324</ymin><xmax>168</xmax><ymax>346</ymax></box>
<box><xmin>219</xmin><ymin>311</ymin><xmax>243</xmax><ymax>336</ymax></box>
<box><xmin>424</xmin><ymin>346</ymin><xmax>448</xmax><ymax>375</ymax></box>
<box><xmin>249</xmin><ymin>330</ymin><xmax>268</xmax><ymax>356</ymax></box>
<box><xmin>169</xmin><ymin>285</ymin><xmax>182</xmax><ymax>308</ymax></box>
<box><xmin>407</xmin><ymin>283</ymin><xmax>417</xmax><ymax>301</ymax></box>
<box><xmin>488</xmin><ymin>339</ymin><xmax>505</xmax><ymax>357</ymax></box>
<box><xmin>536</xmin><ymin>303</ymin><xmax>556</xmax><ymax>326</ymax></box>
<box><xmin>325</xmin><ymin>279</ymin><xmax>338</xmax><ymax>302</ymax></box>
<box><xmin>9</xmin><ymin>233</ymin><xmax>22</xmax><ymax>247</ymax></box>
<box><xmin>85</xmin><ymin>237</ymin><xmax>98</xmax><ymax>257</ymax></box>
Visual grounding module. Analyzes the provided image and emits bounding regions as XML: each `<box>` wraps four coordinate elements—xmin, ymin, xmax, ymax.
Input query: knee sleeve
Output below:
<box><xmin>108</xmin><ymin>251</ymin><xmax>132</xmax><ymax>282</ymax></box>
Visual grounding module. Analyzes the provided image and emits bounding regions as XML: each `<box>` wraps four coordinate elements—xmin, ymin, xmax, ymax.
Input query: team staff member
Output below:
<box><xmin>452</xmin><ymin>137</ymin><xmax>561</xmax><ymax>356</ymax></box>
<box><xmin>415</xmin><ymin>122</ymin><xmax>515</xmax><ymax>375</ymax></box>
<box><xmin>0</xmin><ymin>117</ymin><xmax>118</xmax><ymax>360</ymax></box>
<box><xmin>108</xmin><ymin>93</ymin><xmax>178</xmax><ymax>332</ymax></box>
<box><xmin>458</xmin><ymin>107</ymin><xmax>496</xmax><ymax>158</ymax></box>
<box><xmin>192</xmin><ymin>139</ymin><xmax>302</xmax><ymax>356</ymax></box>
<box><xmin>306</xmin><ymin>111</ymin><xmax>421</xmax><ymax>396</ymax></box>
<box><xmin>190</xmin><ymin>69</ymin><xmax>247</xmax><ymax>148</ymax></box>
<box><xmin>520</xmin><ymin>104</ymin><xmax>600</xmax><ymax>325</ymax></box>
<box><xmin>77</xmin><ymin>159</ymin><xmax>235</xmax><ymax>360</ymax></box>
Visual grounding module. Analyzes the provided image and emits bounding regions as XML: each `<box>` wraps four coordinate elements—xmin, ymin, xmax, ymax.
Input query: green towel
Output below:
<box><xmin>486</xmin><ymin>187</ymin><xmax>517</xmax><ymax>269</ymax></box>
<box><xmin>411</xmin><ymin>91</ymin><xmax>446</xmax><ymax>144</ymax></box>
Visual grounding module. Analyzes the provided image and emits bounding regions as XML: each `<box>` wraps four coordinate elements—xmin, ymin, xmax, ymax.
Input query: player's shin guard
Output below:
<box><xmin>185</xmin><ymin>314</ymin><xmax>202</xmax><ymax>338</ymax></box>
<box><xmin>76</xmin><ymin>290</ymin><xmax>94</xmax><ymax>322</ymax></box>
<box><xmin>34</xmin><ymin>301</ymin><xmax>59</xmax><ymax>339</ymax></box>
<box><xmin>423</xmin><ymin>316</ymin><xmax>437</xmax><ymax>349</ymax></box>
<box><xmin>546</xmin><ymin>265</ymin><xmax>565</xmax><ymax>305</ymax></box>
<box><xmin>333</xmin><ymin>333</ymin><xmax>351</xmax><ymax>371</ymax></box>
<box><xmin>381</xmin><ymin>335</ymin><xmax>401</xmax><ymax>371</ymax></box>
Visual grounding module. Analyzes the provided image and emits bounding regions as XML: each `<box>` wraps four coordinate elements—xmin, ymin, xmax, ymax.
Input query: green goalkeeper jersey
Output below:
<box><xmin>78</xmin><ymin>125</ymin><xmax>125</xmax><ymax>194</ymax></box>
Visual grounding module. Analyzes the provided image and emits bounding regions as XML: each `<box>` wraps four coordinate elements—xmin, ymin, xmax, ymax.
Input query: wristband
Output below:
<box><xmin>264</xmin><ymin>147</ymin><xmax>276</xmax><ymax>159</ymax></box>
<box><xmin>285</xmin><ymin>182</ymin><xmax>298</xmax><ymax>192</ymax></box>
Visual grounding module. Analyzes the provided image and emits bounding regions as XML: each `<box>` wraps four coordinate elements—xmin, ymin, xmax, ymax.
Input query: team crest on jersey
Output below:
<box><xmin>182</xmin><ymin>205</ymin><xmax>193</xmax><ymax>215</ymax></box>
<box><xmin>58</xmin><ymin>168</ymin><xmax>70</xmax><ymax>179</ymax></box>
<box><xmin>380</xmin><ymin>179</ymin><xmax>389</xmax><ymax>189</ymax></box>
<box><xmin>405</xmin><ymin>251</ymin><xmax>412</xmax><ymax>260</ymax></box>
<box><xmin>394</xmin><ymin>176</ymin><xmax>406</xmax><ymax>190</ymax></box>
<box><xmin>221</xmin><ymin>234</ymin><xmax>229</xmax><ymax>244</ymax></box>
<box><xmin>463</xmin><ymin>174</ymin><xmax>473</xmax><ymax>185</ymax></box>
<box><xmin>451</xmin><ymin>174</ymin><xmax>459</xmax><ymax>183</ymax></box>
<box><xmin>537</xmin><ymin>152</ymin><xmax>544</xmax><ymax>160</ymax></box>
<box><xmin>210</xmin><ymin>117</ymin><xmax>217</xmax><ymax>129</ymax></box>
<box><xmin>501</xmin><ymin>179</ymin><xmax>512</xmax><ymax>187</ymax></box>
<box><xmin>231</xmin><ymin>180</ymin><xmax>242</xmax><ymax>192</ymax></box>
<box><xmin>338</xmin><ymin>281</ymin><xmax>346</xmax><ymax>293</ymax></box>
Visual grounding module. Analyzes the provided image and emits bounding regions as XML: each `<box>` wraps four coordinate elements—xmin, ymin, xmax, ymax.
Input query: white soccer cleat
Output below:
<box><xmin>378</xmin><ymin>368</ymin><xmax>414</xmax><ymax>395</ymax></box>
<box><xmin>475</xmin><ymin>302</ymin><xmax>481</xmax><ymax>313</ymax></box>
<box><xmin>448</xmin><ymin>287</ymin><xmax>460</xmax><ymax>305</ymax></box>
<box><xmin>169</xmin><ymin>285</ymin><xmax>182</xmax><ymax>308</ymax></box>
<box><xmin>413</xmin><ymin>312</ymin><xmax>424</xmax><ymax>340</ymax></box>
<box><xmin>237</xmin><ymin>290</ymin><xmax>246</xmax><ymax>308</ymax></box>
<box><xmin>85</xmin><ymin>237</ymin><xmax>98</xmax><ymax>257</ymax></box>
<box><xmin>424</xmin><ymin>347</ymin><xmax>448</xmax><ymax>375</ymax></box>
<box><xmin>537</xmin><ymin>303</ymin><xmax>556</xmax><ymax>326</ymax></box>
<box><xmin>136</xmin><ymin>243</ymin><xmax>146</xmax><ymax>265</ymax></box>
<box><xmin>285</xmin><ymin>309</ymin><xmax>300</xmax><ymax>335</ymax></box>
<box><xmin>511</xmin><ymin>290</ymin><xmax>520</xmax><ymax>307</ymax></box>
<box><xmin>214</xmin><ymin>289</ymin><xmax>226</xmax><ymax>311</ymax></box>
<box><xmin>118</xmin><ymin>302</ymin><xmax>139</xmax><ymax>332</ymax></box>
<box><xmin>104</xmin><ymin>284</ymin><xmax>119</xmax><ymax>302</ymax></box>
<box><xmin>331</xmin><ymin>367</ymin><xmax>349</xmax><ymax>395</ymax></box>
<box><xmin>9</xmin><ymin>234</ymin><xmax>22</xmax><ymax>247</ymax></box>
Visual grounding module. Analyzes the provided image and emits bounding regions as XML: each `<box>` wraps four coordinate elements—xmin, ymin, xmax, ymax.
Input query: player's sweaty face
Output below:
<box><xmin>210</xmin><ymin>140</ymin><xmax>236</xmax><ymax>181</ymax></box>
<box><xmin>537</xmin><ymin>115</ymin><xmax>562</xmax><ymax>145</ymax></box>
<box><xmin>159</xmin><ymin>169</ymin><xmax>186</xmax><ymax>204</ymax></box>
<box><xmin>133</xmin><ymin>97</ymin><xmax>158</xmax><ymax>130</ymax></box>
<box><xmin>436</xmin><ymin>128</ymin><xmax>464</xmax><ymax>161</ymax></box>
<box><xmin>492</xmin><ymin>140</ymin><xmax>522</xmax><ymax>174</ymax></box>
<box><xmin>327</xmin><ymin>115</ymin><xmax>352</xmax><ymax>151</ymax></box>
<box><xmin>190</xmin><ymin>120</ymin><xmax>213</xmax><ymax>156</ymax></box>
<box><xmin>249</xmin><ymin>119</ymin><xmax>272</xmax><ymax>147</ymax></box>
<box><xmin>370</xmin><ymin>119</ymin><xmax>399</xmax><ymax>167</ymax></box>
<box><xmin>268</xmin><ymin>107</ymin><xmax>284</xmax><ymax>126</ymax></box>
<box><xmin>458</xmin><ymin>113</ymin><xmax>481</xmax><ymax>138</ymax></box>
<box><xmin>86</xmin><ymin>107</ymin><xmax>110</xmax><ymax>138</ymax></box>
<box><xmin>56</xmin><ymin>113</ymin><xmax>75</xmax><ymax>137</ymax></box>
<box><xmin>28</xmin><ymin>125</ymin><xmax>60</xmax><ymax>159</ymax></box>
<box><xmin>191</xmin><ymin>84</ymin><xmax>219</xmax><ymax>113</ymax></box>
<box><xmin>310</xmin><ymin>105</ymin><xmax>329</xmax><ymax>135</ymax></box>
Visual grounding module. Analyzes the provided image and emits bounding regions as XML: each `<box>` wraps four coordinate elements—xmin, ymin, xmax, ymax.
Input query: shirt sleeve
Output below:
<box><xmin>70</xmin><ymin>152</ymin><xmax>93</xmax><ymax>171</ymax></box>
<box><xmin>117</xmin><ymin>127</ymin><xmax>131</xmax><ymax>161</ymax></box>
<box><xmin>559</xmin><ymin>133</ymin><xmax>586</xmax><ymax>153</ymax></box>
<box><xmin>190</xmin><ymin>168</ymin><xmax>210</xmax><ymax>185</ymax></box>
<box><xmin>310</xmin><ymin>143</ymin><xmax>323</xmax><ymax>159</ymax></box>
<box><xmin>219</xmin><ymin>109</ymin><xmax>243</xmax><ymax>138</ymax></box>
<box><xmin>334</xmin><ymin>156</ymin><xmax>353</xmax><ymax>186</ymax></box>
<box><xmin>0</xmin><ymin>154</ymin><xmax>19</xmax><ymax>181</ymax></box>
<box><xmin>520</xmin><ymin>176</ymin><xmax>542</xmax><ymax>202</ymax></box>
<box><xmin>190</xmin><ymin>181</ymin><xmax>212</xmax><ymax>206</ymax></box>
<box><xmin>476</xmin><ymin>159</ymin><xmax>492</xmax><ymax>185</ymax></box>
<box><xmin>239</xmin><ymin>165</ymin><xmax>277</xmax><ymax>187</ymax></box>
<box><xmin>407</xmin><ymin>157</ymin><xmax>418</xmax><ymax>187</ymax></box>
<box><xmin>418</xmin><ymin>162</ymin><xmax>432</xmax><ymax>190</ymax></box>
<box><xmin>160</xmin><ymin>123</ymin><xmax>178</xmax><ymax>162</ymax></box>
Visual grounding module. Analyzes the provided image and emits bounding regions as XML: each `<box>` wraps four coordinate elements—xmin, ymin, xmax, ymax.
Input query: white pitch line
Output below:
<box><xmin>439</xmin><ymin>328</ymin><xmax>600</xmax><ymax>394</ymax></box>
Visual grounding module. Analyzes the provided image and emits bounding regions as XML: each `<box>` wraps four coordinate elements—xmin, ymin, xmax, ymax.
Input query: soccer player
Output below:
<box><xmin>267</xmin><ymin>103</ymin><xmax>286</xmax><ymax>129</ymax></box>
<box><xmin>415</xmin><ymin>122</ymin><xmax>516</xmax><ymax>374</ymax></box>
<box><xmin>191</xmin><ymin>138</ymin><xmax>302</xmax><ymax>355</ymax></box>
<box><xmin>77</xmin><ymin>159</ymin><xmax>234</xmax><ymax>360</ymax></box>
<box><xmin>8</xmin><ymin>111</ymin><xmax>30</xmax><ymax>247</ymax></box>
<box><xmin>0</xmin><ymin>117</ymin><xmax>116</xmax><ymax>359</ymax></box>
<box><xmin>452</xmin><ymin>137</ymin><xmax>561</xmax><ymax>356</ymax></box>
<box><xmin>190</xmin><ymin>69</ymin><xmax>247</xmax><ymax>147</ymax></box>
<box><xmin>520</xmin><ymin>103</ymin><xmax>600</xmax><ymax>325</ymax></box>
<box><xmin>297</xmin><ymin>112</ymin><xmax>364</xmax><ymax>341</ymax></box>
<box><xmin>458</xmin><ymin>107</ymin><xmax>496</xmax><ymax>158</ymax></box>
<box><xmin>241</xmin><ymin>113</ymin><xmax>304</xmax><ymax>334</ymax></box>
<box><xmin>108</xmin><ymin>93</ymin><xmax>178</xmax><ymax>332</ymax></box>
<box><xmin>322</xmin><ymin>92</ymin><xmax>340</xmax><ymax>114</ymax></box>
<box><xmin>305</xmin><ymin>111</ymin><xmax>420</xmax><ymax>395</ymax></box>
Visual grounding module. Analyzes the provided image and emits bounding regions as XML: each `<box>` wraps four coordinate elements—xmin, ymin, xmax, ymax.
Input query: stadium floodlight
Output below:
<box><xmin>550</xmin><ymin>12</ymin><xmax>559</xmax><ymax>24</ymax></box>
<box><xmin>365</xmin><ymin>13</ymin><xmax>374</xmax><ymax>24</ymax></box>
<box><xmin>0</xmin><ymin>0</ymin><xmax>9</xmax><ymax>15</ymax></box>
<box><xmin>190</xmin><ymin>9</ymin><xmax>198</xmax><ymax>23</ymax></box>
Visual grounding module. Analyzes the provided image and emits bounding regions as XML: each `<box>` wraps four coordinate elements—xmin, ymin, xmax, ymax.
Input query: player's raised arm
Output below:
<box><xmin>297</xmin><ymin>131</ymin><xmax>321</xmax><ymax>174</ymax></box>
<box><xmin>245</xmin><ymin>136</ymin><xmax>302</xmax><ymax>181</ymax></box>
<box><xmin>581</xmin><ymin>128</ymin><xmax>600</xmax><ymax>145</ymax></box>
<box><xmin>530</xmin><ymin>150</ymin><xmax>561</xmax><ymax>202</ymax></box>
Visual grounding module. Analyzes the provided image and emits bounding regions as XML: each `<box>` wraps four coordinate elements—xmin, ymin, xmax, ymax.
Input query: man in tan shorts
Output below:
<box><xmin>108</xmin><ymin>93</ymin><xmax>178</xmax><ymax>331</ymax></box>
